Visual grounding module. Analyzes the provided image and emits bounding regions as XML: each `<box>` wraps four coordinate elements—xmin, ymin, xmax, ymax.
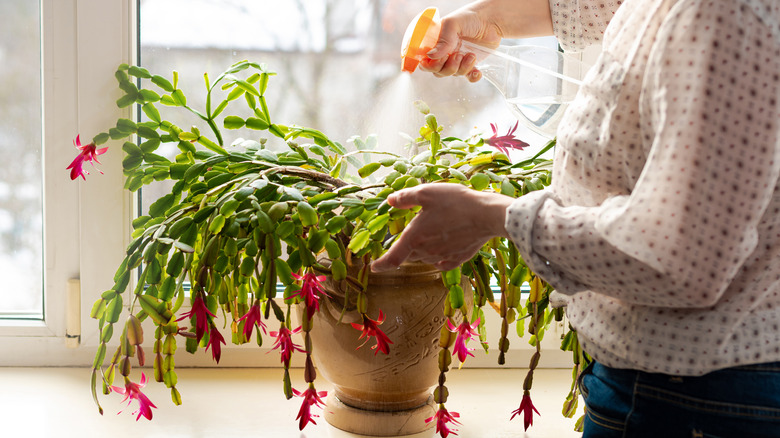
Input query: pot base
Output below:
<box><xmin>324</xmin><ymin>393</ymin><xmax>436</xmax><ymax>436</ymax></box>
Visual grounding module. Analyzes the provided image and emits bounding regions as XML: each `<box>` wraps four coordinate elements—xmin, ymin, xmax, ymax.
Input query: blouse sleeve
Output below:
<box><xmin>508</xmin><ymin>0</ymin><xmax>780</xmax><ymax>308</ymax></box>
<box><xmin>548</xmin><ymin>0</ymin><xmax>623</xmax><ymax>51</ymax></box>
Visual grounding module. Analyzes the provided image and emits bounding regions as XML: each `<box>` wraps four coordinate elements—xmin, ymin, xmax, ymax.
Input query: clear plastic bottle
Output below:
<box><xmin>401</xmin><ymin>7</ymin><xmax>591</xmax><ymax>138</ymax></box>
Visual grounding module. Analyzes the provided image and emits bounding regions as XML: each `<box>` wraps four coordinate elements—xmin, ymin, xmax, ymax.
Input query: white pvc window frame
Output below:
<box><xmin>0</xmin><ymin>0</ymin><xmax>134</xmax><ymax>365</ymax></box>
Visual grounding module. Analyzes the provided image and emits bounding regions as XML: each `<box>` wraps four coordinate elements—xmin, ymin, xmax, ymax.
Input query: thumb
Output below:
<box><xmin>386</xmin><ymin>187</ymin><xmax>424</xmax><ymax>210</ymax></box>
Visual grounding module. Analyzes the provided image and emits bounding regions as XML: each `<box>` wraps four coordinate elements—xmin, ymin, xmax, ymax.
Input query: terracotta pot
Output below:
<box><xmin>304</xmin><ymin>262</ymin><xmax>467</xmax><ymax>436</ymax></box>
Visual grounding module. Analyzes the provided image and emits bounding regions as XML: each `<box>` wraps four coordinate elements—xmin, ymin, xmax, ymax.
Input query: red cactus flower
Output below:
<box><xmin>176</xmin><ymin>295</ymin><xmax>216</xmax><ymax>343</ymax></box>
<box><xmin>350</xmin><ymin>310</ymin><xmax>393</xmax><ymax>355</ymax></box>
<box><xmin>426</xmin><ymin>406</ymin><xmax>461</xmax><ymax>437</ymax></box>
<box><xmin>110</xmin><ymin>373</ymin><xmax>157</xmax><ymax>421</ymax></box>
<box><xmin>447</xmin><ymin>317</ymin><xmax>481</xmax><ymax>364</ymax></box>
<box><xmin>290</xmin><ymin>271</ymin><xmax>329</xmax><ymax>318</ymax></box>
<box><xmin>269</xmin><ymin>325</ymin><xmax>306</xmax><ymax>367</ymax></box>
<box><xmin>510</xmin><ymin>391</ymin><xmax>540</xmax><ymax>431</ymax></box>
<box><xmin>237</xmin><ymin>302</ymin><xmax>267</xmax><ymax>341</ymax></box>
<box><xmin>292</xmin><ymin>385</ymin><xmax>328</xmax><ymax>430</ymax></box>
<box><xmin>205</xmin><ymin>324</ymin><xmax>226</xmax><ymax>363</ymax></box>
<box><xmin>67</xmin><ymin>135</ymin><xmax>108</xmax><ymax>180</ymax></box>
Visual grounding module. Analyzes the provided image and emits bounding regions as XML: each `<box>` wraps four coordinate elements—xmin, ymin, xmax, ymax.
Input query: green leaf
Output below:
<box><xmin>366</xmin><ymin>214</ymin><xmax>389</xmax><ymax>234</ymax></box>
<box><xmin>226</xmin><ymin>86</ymin><xmax>244</xmax><ymax>101</ymax></box>
<box><xmin>92</xmin><ymin>132</ymin><xmax>110</xmax><ymax>146</ymax></box>
<box><xmin>269</xmin><ymin>124</ymin><xmax>286</xmax><ymax>139</ymax></box>
<box><xmin>448</xmin><ymin>285</ymin><xmax>465</xmax><ymax>309</ymax></box>
<box><xmin>122</xmin><ymin>154</ymin><xmax>144</xmax><ymax>171</ymax></box>
<box><xmin>105</xmin><ymin>295</ymin><xmax>123</xmax><ymax>323</ymax></box>
<box><xmin>307</xmin><ymin>229</ymin><xmax>329</xmax><ymax>253</ymax></box>
<box><xmin>245</xmin><ymin>117</ymin><xmax>269</xmax><ymax>130</ymax></box>
<box><xmin>119</xmin><ymin>80</ymin><xmax>139</xmax><ymax>96</ymax></box>
<box><xmin>275</xmin><ymin>259</ymin><xmax>294</xmax><ymax>285</ymax></box>
<box><xmin>223</xmin><ymin>116</ymin><xmax>245</xmax><ymax>130</ymax></box>
<box><xmin>469</xmin><ymin>173</ymin><xmax>490</xmax><ymax>191</ymax></box>
<box><xmin>297</xmin><ymin>201</ymin><xmax>318</xmax><ymax>227</ymax></box>
<box><xmin>178</xmin><ymin>132</ymin><xmax>198</xmax><ymax>142</ymax></box>
<box><xmin>116</xmin><ymin>94</ymin><xmax>136</xmax><ymax>108</ymax></box>
<box><xmin>132</xmin><ymin>216</ymin><xmax>151</xmax><ymax>230</ymax></box>
<box><xmin>212</xmin><ymin>100</ymin><xmax>229</xmax><ymax>118</ymax></box>
<box><xmin>152</xmin><ymin>75</ymin><xmax>175</xmax><ymax>92</ymax></box>
<box><xmin>255</xmin><ymin>149</ymin><xmax>278</xmax><ymax>162</ymax></box>
<box><xmin>140</xmin><ymin>138</ymin><xmax>161</xmax><ymax>154</ymax></box>
<box><xmin>358</xmin><ymin>162</ymin><xmax>382</xmax><ymax>178</ymax></box>
<box><xmin>208</xmin><ymin>215</ymin><xmax>226</xmax><ymax>234</ymax></box>
<box><xmin>348</xmin><ymin>229</ymin><xmax>371</xmax><ymax>253</ymax></box>
<box><xmin>171</xmin><ymin>89</ymin><xmax>187</xmax><ymax>106</ymax></box>
<box><xmin>139</xmin><ymin>89</ymin><xmax>161</xmax><ymax>103</ymax></box>
<box><xmin>324</xmin><ymin>215</ymin><xmax>347</xmax><ymax>234</ymax></box>
<box><xmin>142</xmin><ymin>104</ymin><xmax>162</xmax><ymax>123</ymax></box>
<box><xmin>116</xmin><ymin>118</ymin><xmax>137</xmax><ymax>134</ymax></box>
<box><xmin>149</xmin><ymin>193</ymin><xmax>177</xmax><ymax>218</ymax></box>
<box><xmin>234</xmin><ymin>79</ymin><xmax>260</xmax><ymax>96</ymax></box>
<box><xmin>122</xmin><ymin>142</ymin><xmax>143</xmax><ymax>157</ymax></box>
<box><xmin>160</xmin><ymin>95</ymin><xmax>177</xmax><ymax>106</ymax></box>
<box><xmin>159</xmin><ymin>276</ymin><xmax>177</xmax><ymax>301</ymax></box>
<box><xmin>166</xmin><ymin>251</ymin><xmax>185</xmax><ymax>278</ymax></box>
<box><xmin>143</xmin><ymin>153</ymin><xmax>170</xmax><ymax>164</ymax></box>
<box><xmin>128</xmin><ymin>65</ymin><xmax>152</xmax><ymax>78</ymax></box>
<box><xmin>137</xmin><ymin>126</ymin><xmax>160</xmax><ymax>139</ymax></box>
<box><xmin>137</xmin><ymin>295</ymin><xmax>167</xmax><ymax>325</ymax></box>
<box><xmin>90</xmin><ymin>299</ymin><xmax>106</xmax><ymax>320</ymax></box>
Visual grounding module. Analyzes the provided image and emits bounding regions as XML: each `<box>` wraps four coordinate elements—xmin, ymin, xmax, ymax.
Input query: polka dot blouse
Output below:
<box><xmin>506</xmin><ymin>0</ymin><xmax>780</xmax><ymax>375</ymax></box>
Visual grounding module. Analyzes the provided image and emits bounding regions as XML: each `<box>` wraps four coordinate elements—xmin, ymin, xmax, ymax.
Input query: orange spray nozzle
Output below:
<box><xmin>400</xmin><ymin>7</ymin><xmax>441</xmax><ymax>73</ymax></box>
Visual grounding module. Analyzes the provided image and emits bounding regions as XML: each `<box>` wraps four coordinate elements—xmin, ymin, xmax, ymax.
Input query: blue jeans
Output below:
<box><xmin>579</xmin><ymin>361</ymin><xmax>780</xmax><ymax>438</ymax></box>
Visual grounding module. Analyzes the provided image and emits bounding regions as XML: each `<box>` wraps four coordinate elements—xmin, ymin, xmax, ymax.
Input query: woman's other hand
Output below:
<box><xmin>371</xmin><ymin>183</ymin><xmax>514</xmax><ymax>272</ymax></box>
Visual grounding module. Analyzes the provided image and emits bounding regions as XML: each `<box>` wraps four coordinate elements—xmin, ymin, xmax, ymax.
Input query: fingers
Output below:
<box><xmin>371</xmin><ymin>235</ymin><xmax>413</xmax><ymax>272</ymax></box>
<box><xmin>386</xmin><ymin>186</ymin><xmax>424</xmax><ymax>209</ymax></box>
<box><xmin>420</xmin><ymin>52</ymin><xmax>479</xmax><ymax>80</ymax></box>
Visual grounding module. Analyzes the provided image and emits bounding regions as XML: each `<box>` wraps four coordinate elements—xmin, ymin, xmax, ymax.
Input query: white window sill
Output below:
<box><xmin>0</xmin><ymin>367</ymin><xmax>583</xmax><ymax>437</ymax></box>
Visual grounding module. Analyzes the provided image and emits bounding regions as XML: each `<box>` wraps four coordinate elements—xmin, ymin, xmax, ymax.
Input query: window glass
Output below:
<box><xmin>0</xmin><ymin>0</ymin><xmax>43</xmax><ymax>319</ymax></box>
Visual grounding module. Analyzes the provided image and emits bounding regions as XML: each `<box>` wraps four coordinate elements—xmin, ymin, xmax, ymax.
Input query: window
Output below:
<box><xmin>1</xmin><ymin>0</ymin><xmax>580</xmax><ymax>366</ymax></box>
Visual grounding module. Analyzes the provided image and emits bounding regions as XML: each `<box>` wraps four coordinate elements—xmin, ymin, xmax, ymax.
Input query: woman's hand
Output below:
<box><xmin>371</xmin><ymin>183</ymin><xmax>514</xmax><ymax>272</ymax></box>
<box><xmin>419</xmin><ymin>5</ymin><xmax>501</xmax><ymax>82</ymax></box>
<box><xmin>418</xmin><ymin>0</ymin><xmax>554</xmax><ymax>82</ymax></box>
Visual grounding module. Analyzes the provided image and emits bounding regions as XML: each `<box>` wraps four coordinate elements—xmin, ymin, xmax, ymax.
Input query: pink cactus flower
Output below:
<box><xmin>292</xmin><ymin>385</ymin><xmax>328</xmax><ymax>430</ymax></box>
<box><xmin>205</xmin><ymin>324</ymin><xmax>226</xmax><ymax>363</ymax></box>
<box><xmin>67</xmin><ymin>135</ymin><xmax>108</xmax><ymax>180</ymax></box>
<box><xmin>290</xmin><ymin>271</ymin><xmax>329</xmax><ymax>318</ymax></box>
<box><xmin>110</xmin><ymin>373</ymin><xmax>157</xmax><ymax>421</ymax></box>
<box><xmin>447</xmin><ymin>317</ymin><xmax>481</xmax><ymax>363</ymax></box>
<box><xmin>484</xmin><ymin>122</ymin><xmax>529</xmax><ymax>158</ymax></box>
<box><xmin>237</xmin><ymin>302</ymin><xmax>267</xmax><ymax>341</ymax></box>
<box><xmin>176</xmin><ymin>295</ymin><xmax>216</xmax><ymax>342</ymax></box>
<box><xmin>269</xmin><ymin>325</ymin><xmax>306</xmax><ymax>367</ymax></box>
<box><xmin>426</xmin><ymin>406</ymin><xmax>461</xmax><ymax>438</ymax></box>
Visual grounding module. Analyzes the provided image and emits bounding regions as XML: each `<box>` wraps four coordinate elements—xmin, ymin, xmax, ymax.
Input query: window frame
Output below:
<box><xmin>0</xmin><ymin>0</ymin><xmax>134</xmax><ymax>364</ymax></box>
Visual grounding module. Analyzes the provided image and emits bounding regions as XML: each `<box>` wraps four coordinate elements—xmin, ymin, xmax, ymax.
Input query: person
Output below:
<box><xmin>371</xmin><ymin>0</ymin><xmax>780</xmax><ymax>436</ymax></box>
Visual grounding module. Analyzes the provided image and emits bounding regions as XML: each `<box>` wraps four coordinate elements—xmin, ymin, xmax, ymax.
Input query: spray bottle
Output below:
<box><xmin>401</xmin><ymin>7</ymin><xmax>591</xmax><ymax>138</ymax></box>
